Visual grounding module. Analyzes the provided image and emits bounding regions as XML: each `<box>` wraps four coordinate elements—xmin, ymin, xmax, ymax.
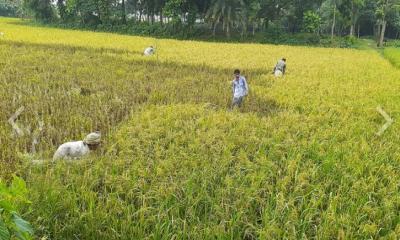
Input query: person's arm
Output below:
<box><xmin>283</xmin><ymin>64</ymin><xmax>286</xmax><ymax>74</ymax></box>
<box><xmin>232</xmin><ymin>81</ymin><xmax>235</xmax><ymax>96</ymax></box>
<box><xmin>243</xmin><ymin>77</ymin><xmax>249</xmax><ymax>95</ymax></box>
<box><xmin>273</xmin><ymin>62</ymin><xmax>279</xmax><ymax>73</ymax></box>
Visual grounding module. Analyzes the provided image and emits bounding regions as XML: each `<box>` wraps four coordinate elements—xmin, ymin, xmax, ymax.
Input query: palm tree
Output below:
<box><xmin>376</xmin><ymin>0</ymin><xmax>400</xmax><ymax>47</ymax></box>
<box><xmin>330</xmin><ymin>0</ymin><xmax>342</xmax><ymax>39</ymax></box>
<box><xmin>206</xmin><ymin>0</ymin><xmax>246</xmax><ymax>38</ymax></box>
<box><xmin>349</xmin><ymin>0</ymin><xmax>365</xmax><ymax>37</ymax></box>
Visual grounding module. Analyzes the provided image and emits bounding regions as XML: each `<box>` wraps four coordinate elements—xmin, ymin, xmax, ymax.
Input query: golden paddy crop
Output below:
<box><xmin>1</xmin><ymin>17</ymin><xmax>400</xmax><ymax>239</ymax></box>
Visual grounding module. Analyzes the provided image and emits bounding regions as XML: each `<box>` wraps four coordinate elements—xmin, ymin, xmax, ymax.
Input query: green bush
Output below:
<box><xmin>0</xmin><ymin>176</ymin><xmax>34</xmax><ymax>240</ymax></box>
<box><xmin>302</xmin><ymin>11</ymin><xmax>321</xmax><ymax>33</ymax></box>
<box><xmin>385</xmin><ymin>40</ymin><xmax>400</xmax><ymax>48</ymax></box>
<box><xmin>319</xmin><ymin>36</ymin><xmax>358</xmax><ymax>48</ymax></box>
<box><xmin>263</xmin><ymin>32</ymin><xmax>321</xmax><ymax>46</ymax></box>
<box><xmin>0</xmin><ymin>0</ymin><xmax>20</xmax><ymax>17</ymax></box>
<box><xmin>23</xmin><ymin>19</ymin><xmax>359</xmax><ymax>48</ymax></box>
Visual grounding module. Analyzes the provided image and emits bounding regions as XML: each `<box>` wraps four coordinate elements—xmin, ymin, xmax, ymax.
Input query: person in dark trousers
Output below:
<box><xmin>231</xmin><ymin>69</ymin><xmax>249</xmax><ymax>109</ymax></box>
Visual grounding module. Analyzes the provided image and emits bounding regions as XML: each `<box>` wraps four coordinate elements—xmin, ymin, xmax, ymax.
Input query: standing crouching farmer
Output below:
<box><xmin>231</xmin><ymin>69</ymin><xmax>249</xmax><ymax>109</ymax></box>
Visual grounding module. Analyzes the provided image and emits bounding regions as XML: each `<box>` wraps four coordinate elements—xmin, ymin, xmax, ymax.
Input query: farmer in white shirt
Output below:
<box><xmin>231</xmin><ymin>69</ymin><xmax>249</xmax><ymax>109</ymax></box>
<box><xmin>273</xmin><ymin>58</ymin><xmax>287</xmax><ymax>76</ymax></box>
<box><xmin>144</xmin><ymin>46</ymin><xmax>155</xmax><ymax>56</ymax></box>
<box><xmin>53</xmin><ymin>132</ymin><xmax>101</xmax><ymax>161</ymax></box>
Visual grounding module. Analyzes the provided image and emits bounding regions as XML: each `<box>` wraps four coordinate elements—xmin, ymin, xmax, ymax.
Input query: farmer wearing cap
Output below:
<box><xmin>231</xmin><ymin>69</ymin><xmax>249</xmax><ymax>109</ymax></box>
<box><xmin>53</xmin><ymin>132</ymin><xmax>101</xmax><ymax>161</ymax></box>
<box><xmin>144</xmin><ymin>46</ymin><xmax>155</xmax><ymax>56</ymax></box>
<box><xmin>273</xmin><ymin>58</ymin><xmax>287</xmax><ymax>76</ymax></box>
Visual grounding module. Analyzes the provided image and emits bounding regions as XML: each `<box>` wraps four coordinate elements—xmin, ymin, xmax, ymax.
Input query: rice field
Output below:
<box><xmin>384</xmin><ymin>47</ymin><xmax>400</xmax><ymax>69</ymax></box>
<box><xmin>1</xmin><ymin>17</ymin><xmax>400</xmax><ymax>239</ymax></box>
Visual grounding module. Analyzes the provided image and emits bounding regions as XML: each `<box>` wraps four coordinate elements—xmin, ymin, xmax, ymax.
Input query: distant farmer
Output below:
<box><xmin>231</xmin><ymin>69</ymin><xmax>249</xmax><ymax>109</ymax></box>
<box><xmin>53</xmin><ymin>132</ymin><xmax>101</xmax><ymax>161</ymax></box>
<box><xmin>144</xmin><ymin>46</ymin><xmax>155</xmax><ymax>56</ymax></box>
<box><xmin>273</xmin><ymin>58</ymin><xmax>287</xmax><ymax>77</ymax></box>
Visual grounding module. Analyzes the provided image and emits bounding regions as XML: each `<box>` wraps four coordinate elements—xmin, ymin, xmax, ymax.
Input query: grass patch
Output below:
<box><xmin>383</xmin><ymin>47</ymin><xmax>400</xmax><ymax>68</ymax></box>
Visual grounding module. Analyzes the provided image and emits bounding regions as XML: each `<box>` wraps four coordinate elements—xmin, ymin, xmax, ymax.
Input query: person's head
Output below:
<box><xmin>150</xmin><ymin>46</ymin><xmax>154</xmax><ymax>49</ymax></box>
<box><xmin>87</xmin><ymin>143</ymin><xmax>100</xmax><ymax>150</ymax></box>
<box><xmin>84</xmin><ymin>132</ymin><xmax>101</xmax><ymax>150</ymax></box>
<box><xmin>234</xmin><ymin>69</ymin><xmax>241</xmax><ymax>79</ymax></box>
<box><xmin>282</xmin><ymin>58</ymin><xmax>287</xmax><ymax>62</ymax></box>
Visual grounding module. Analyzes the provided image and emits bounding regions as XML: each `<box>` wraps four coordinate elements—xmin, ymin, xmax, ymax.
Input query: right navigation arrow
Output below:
<box><xmin>376</xmin><ymin>106</ymin><xmax>394</xmax><ymax>136</ymax></box>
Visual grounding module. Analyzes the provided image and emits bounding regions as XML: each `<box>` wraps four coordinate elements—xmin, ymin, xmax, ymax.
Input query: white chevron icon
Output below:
<box><xmin>376</xmin><ymin>106</ymin><xmax>394</xmax><ymax>136</ymax></box>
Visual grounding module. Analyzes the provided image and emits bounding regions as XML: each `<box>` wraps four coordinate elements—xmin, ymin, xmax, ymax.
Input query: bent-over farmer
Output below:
<box><xmin>53</xmin><ymin>132</ymin><xmax>101</xmax><ymax>161</ymax></box>
<box><xmin>231</xmin><ymin>69</ymin><xmax>249</xmax><ymax>109</ymax></box>
<box><xmin>273</xmin><ymin>58</ymin><xmax>287</xmax><ymax>76</ymax></box>
<box><xmin>144</xmin><ymin>46</ymin><xmax>155</xmax><ymax>56</ymax></box>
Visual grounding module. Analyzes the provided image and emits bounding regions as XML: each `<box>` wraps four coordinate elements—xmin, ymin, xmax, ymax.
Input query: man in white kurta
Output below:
<box><xmin>53</xmin><ymin>132</ymin><xmax>101</xmax><ymax>161</ymax></box>
<box><xmin>144</xmin><ymin>46</ymin><xmax>155</xmax><ymax>56</ymax></box>
<box><xmin>231</xmin><ymin>69</ymin><xmax>249</xmax><ymax>109</ymax></box>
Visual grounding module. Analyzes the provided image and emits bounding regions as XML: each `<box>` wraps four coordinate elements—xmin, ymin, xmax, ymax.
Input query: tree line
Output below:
<box><xmin>1</xmin><ymin>0</ymin><xmax>400</xmax><ymax>46</ymax></box>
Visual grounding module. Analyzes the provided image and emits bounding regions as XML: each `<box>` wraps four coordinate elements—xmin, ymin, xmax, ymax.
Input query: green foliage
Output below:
<box><xmin>26</xmin><ymin>19</ymin><xmax>360</xmax><ymax>47</ymax></box>
<box><xmin>261</xmin><ymin>32</ymin><xmax>358</xmax><ymax>48</ymax></box>
<box><xmin>0</xmin><ymin>176</ymin><xmax>34</xmax><ymax>240</ymax></box>
<box><xmin>262</xmin><ymin>32</ymin><xmax>325</xmax><ymax>47</ymax></box>
<box><xmin>65</xmin><ymin>0</ymin><xmax>104</xmax><ymax>25</ymax></box>
<box><xmin>163</xmin><ymin>0</ymin><xmax>185</xmax><ymax>25</ymax></box>
<box><xmin>0</xmin><ymin>0</ymin><xmax>21</xmax><ymax>17</ymax></box>
<box><xmin>302</xmin><ymin>11</ymin><xmax>321</xmax><ymax>33</ymax></box>
<box><xmin>385</xmin><ymin>39</ymin><xmax>400</xmax><ymax>47</ymax></box>
<box><xmin>22</xmin><ymin>0</ymin><xmax>55</xmax><ymax>22</ymax></box>
<box><xmin>323</xmin><ymin>35</ymin><xmax>358</xmax><ymax>48</ymax></box>
<box><xmin>14</xmin><ymin>0</ymin><xmax>400</xmax><ymax>41</ymax></box>
<box><xmin>206</xmin><ymin>0</ymin><xmax>247</xmax><ymax>37</ymax></box>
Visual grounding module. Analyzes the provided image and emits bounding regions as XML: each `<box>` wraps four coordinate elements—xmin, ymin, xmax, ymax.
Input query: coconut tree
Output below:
<box><xmin>376</xmin><ymin>0</ymin><xmax>400</xmax><ymax>47</ymax></box>
<box><xmin>331</xmin><ymin>0</ymin><xmax>342</xmax><ymax>39</ymax></box>
<box><xmin>349</xmin><ymin>0</ymin><xmax>365</xmax><ymax>36</ymax></box>
<box><xmin>206</xmin><ymin>0</ymin><xmax>246</xmax><ymax>38</ymax></box>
